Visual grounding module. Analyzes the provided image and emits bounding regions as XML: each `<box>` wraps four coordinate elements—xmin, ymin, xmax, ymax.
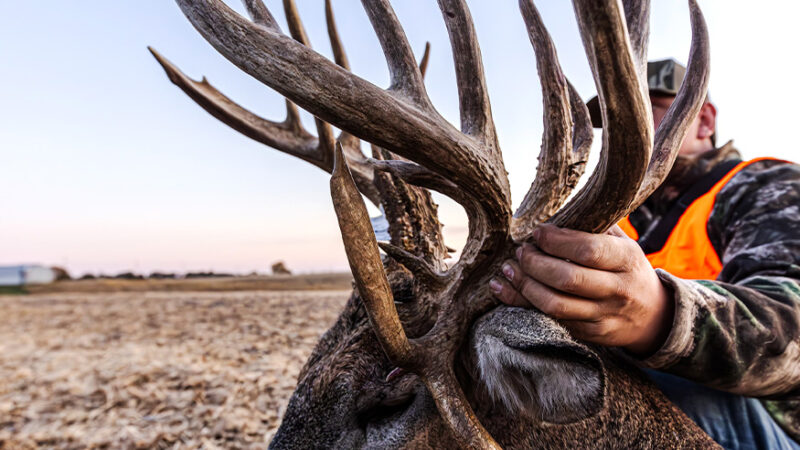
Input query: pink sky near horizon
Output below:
<box><xmin>0</xmin><ymin>213</ymin><xmax>469</xmax><ymax>276</ymax></box>
<box><xmin>2</xmin><ymin>2</ymin><xmax>798</xmax><ymax>277</ymax></box>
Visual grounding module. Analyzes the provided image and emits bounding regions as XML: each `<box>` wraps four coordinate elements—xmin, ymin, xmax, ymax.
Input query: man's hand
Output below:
<box><xmin>489</xmin><ymin>224</ymin><xmax>674</xmax><ymax>355</ymax></box>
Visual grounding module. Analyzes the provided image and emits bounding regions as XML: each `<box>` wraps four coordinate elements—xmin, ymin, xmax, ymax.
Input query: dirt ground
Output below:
<box><xmin>0</xmin><ymin>289</ymin><xmax>351</xmax><ymax>449</ymax></box>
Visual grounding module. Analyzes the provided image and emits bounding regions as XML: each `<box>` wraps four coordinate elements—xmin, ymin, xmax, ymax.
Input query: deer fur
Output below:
<box><xmin>268</xmin><ymin>273</ymin><xmax>716</xmax><ymax>448</ymax></box>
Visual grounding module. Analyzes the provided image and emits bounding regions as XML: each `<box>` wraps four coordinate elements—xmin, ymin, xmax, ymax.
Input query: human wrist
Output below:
<box><xmin>624</xmin><ymin>276</ymin><xmax>675</xmax><ymax>356</ymax></box>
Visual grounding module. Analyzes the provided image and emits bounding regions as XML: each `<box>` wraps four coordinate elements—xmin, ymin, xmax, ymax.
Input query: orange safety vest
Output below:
<box><xmin>619</xmin><ymin>158</ymin><xmax>780</xmax><ymax>280</ymax></box>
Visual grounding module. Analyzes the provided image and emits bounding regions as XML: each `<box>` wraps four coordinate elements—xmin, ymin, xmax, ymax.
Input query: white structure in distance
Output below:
<box><xmin>0</xmin><ymin>265</ymin><xmax>57</xmax><ymax>286</ymax></box>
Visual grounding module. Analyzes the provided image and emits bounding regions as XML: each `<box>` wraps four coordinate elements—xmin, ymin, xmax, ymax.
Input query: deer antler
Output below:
<box><xmin>332</xmin><ymin>145</ymin><xmax>500</xmax><ymax>449</ymax></box>
<box><xmin>151</xmin><ymin>0</ymin><xmax>449</xmax><ymax>259</ymax></box>
<box><xmin>149</xmin><ymin>0</ymin><xmax>382</xmax><ymax>206</ymax></box>
<box><xmin>511</xmin><ymin>0</ymin><xmax>593</xmax><ymax>239</ymax></box>
<box><xmin>633</xmin><ymin>0</ymin><xmax>710</xmax><ymax>205</ymax></box>
<box><xmin>170</xmin><ymin>0</ymin><xmax>709</xmax><ymax>447</ymax></box>
<box><xmin>156</xmin><ymin>0</ymin><xmax>457</xmax><ymax>329</ymax></box>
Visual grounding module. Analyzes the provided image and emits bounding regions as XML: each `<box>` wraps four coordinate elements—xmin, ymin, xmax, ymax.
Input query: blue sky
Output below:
<box><xmin>1</xmin><ymin>1</ymin><xmax>797</xmax><ymax>276</ymax></box>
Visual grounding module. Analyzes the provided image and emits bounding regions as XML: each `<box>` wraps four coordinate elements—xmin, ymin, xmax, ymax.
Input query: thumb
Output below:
<box><xmin>605</xmin><ymin>224</ymin><xmax>628</xmax><ymax>238</ymax></box>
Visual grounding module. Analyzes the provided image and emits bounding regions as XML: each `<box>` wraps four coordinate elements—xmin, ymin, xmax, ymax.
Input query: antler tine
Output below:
<box><xmin>243</xmin><ymin>0</ymin><xmax>332</xmax><ymax>164</ymax></box>
<box><xmin>241</xmin><ymin>0</ymin><xmax>279</xmax><ymax>30</ymax></box>
<box><xmin>334</xmin><ymin>145</ymin><xmax>495</xmax><ymax>449</ymax></box>
<box><xmin>622</xmin><ymin>0</ymin><xmax>651</xmax><ymax>99</ymax></box>
<box><xmin>281</xmin><ymin>0</ymin><xmax>337</xmax><ymax>150</ymax></box>
<box><xmin>436</xmin><ymin>0</ymin><xmax>500</xmax><ymax>153</ymax></box>
<box><xmin>325</xmin><ymin>0</ymin><xmax>350</xmax><ymax>70</ymax></box>
<box><xmin>282</xmin><ymin>0</ymin><xmax>311</xmax><ymax>47</ymax></box>
<box><xmin>377</xmin><ymin>242</ymin><xmax>448</xmax><ymax>287</ymax></box>
<box><xmin>367</xmin><ymin>46</ymin><xmax>450</xmax><ymax>265</ymax></box>
<box><xmin>419</xmin><ymin>42</ymin><xmax>432</xmax><ymax>78</ymax></box>
<box><xmin>280</xmin><ymin>0</ymin><xmax>387</xmax><ymax>204</ymax></box>
<box><xmin>323</xmin><ymin>0</ymin><xmax>365</xmax><ymax>170</ymax></box>
<box><xmin>370</xmin><ymin>159</ymin><xmax>470</xmax><ymax>206</ymax></box>
<box><xmin>548</xmin><ymin>0</ymin><xmax>653</xmax><ymax>233</ymax></box>
<box><xmin>566</xmin><ymin>81</ymin><xmax>593</xmax><ymax>188</ymax></box>
<box><xmin>512</xmin><ymin>0</ymin><xmax>591</xmax><ymax>240</ymax></box>
<box><xmin>283</xmin><ymin>99</ymin><xmax>303</xmax><ymax>133</ymax></box>
<box><xmin>331</xmin><ymin>144</ymin><xmax>415</xmax><ymax>366</ymax></box>
<box><xmin>149</xmin><ymin>46</ymin><xmax>382</xmax><ymax>206</ymax></box>
<box><xmin>360</xmin><ymin>0</ymin><xmax>431</xmax><ymax>107</ymax></box>
<box><xmin>632</xmin><ymin>0</ymin><xmax>710</xmax><ymax>207</ymax></box>
<box><xmin>423</xmin><ymin>364</ymin><xmax>501</xmax><ymax>450</ymax></box>
<box><xmin>244</xmin><ymin>0</ymin><xmax>335</xmax><ymax>177</ymax></box>
<box><xmin>149</xmin><ymin>47</ymin><xmax>314</xmax><ymax>160</ymax></box>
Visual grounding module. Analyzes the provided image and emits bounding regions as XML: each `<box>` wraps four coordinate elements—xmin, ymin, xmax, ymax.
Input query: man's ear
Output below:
<box><xmin>696</xmin><ymin>102</ymin><xmax>717</xmax><ymax>141</ymax></box>
<box><xmin>471</xmin><ymin>306</ymin><xmax>606</xmax><ymax>424</ymax></box>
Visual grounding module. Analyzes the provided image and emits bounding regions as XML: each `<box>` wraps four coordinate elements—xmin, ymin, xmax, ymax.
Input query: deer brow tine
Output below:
<box><xmin>330</xmin><ymin>144</ymin><xmax>414</xmax><ymax>366</ymax></box>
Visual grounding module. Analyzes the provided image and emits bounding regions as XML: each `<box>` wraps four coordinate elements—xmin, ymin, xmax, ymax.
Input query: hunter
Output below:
<box><xmin>491</xmin><ymin>59</ymin><xmax>800</xmax><ymax>449</ymax></box>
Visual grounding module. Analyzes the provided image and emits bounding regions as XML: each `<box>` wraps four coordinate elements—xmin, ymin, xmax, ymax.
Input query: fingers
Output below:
<box><xmin>492</xmin><ymin>260</ymin><xmax>603</xmax><ymax>321</ymax></box>
<box><xmin>532</xmin><ymin>224</ymin><xmax>635</xmax><ymax>271</ymax></box>
<box><xmin>489</xmin><ymin>276</ymin><xmax>530</xmax><ymax>308</ymax></box>
<box><xmin>515</xmin><ymin>245</ymin><xmax>621</xmax><ymax>299</ymax></box>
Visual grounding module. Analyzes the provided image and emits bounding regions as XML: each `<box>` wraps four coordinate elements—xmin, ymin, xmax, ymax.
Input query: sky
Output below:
<box><xmin>1</xmin><ymin>1</ymin><xmax>798</xmax><ymax>276</ymax></box>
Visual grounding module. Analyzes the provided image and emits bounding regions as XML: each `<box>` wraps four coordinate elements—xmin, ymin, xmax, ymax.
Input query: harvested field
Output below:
<box><xmin>0</xmin><ymin>289</ymin><xmax>351</xmax><ymax>449</ymax></box>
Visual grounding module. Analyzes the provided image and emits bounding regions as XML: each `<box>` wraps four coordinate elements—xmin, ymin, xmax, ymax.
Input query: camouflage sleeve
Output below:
<box><xmin>637</xmin><ymin>159</ymin><xmax>800</xmax><ymax>399</ymax></box>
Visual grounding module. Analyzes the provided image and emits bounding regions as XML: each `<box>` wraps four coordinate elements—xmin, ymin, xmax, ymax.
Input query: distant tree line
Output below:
<box><xmin>73</xmin><ymin>261</ymin><xmax>293</xmax><ymax>281</ymax></box>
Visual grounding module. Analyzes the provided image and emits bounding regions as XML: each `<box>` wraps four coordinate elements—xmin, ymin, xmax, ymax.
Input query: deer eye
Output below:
<box><xmin>357</xmin><ymin>390</ymin><xmax>416</xmax><ymax>429</ymax></box>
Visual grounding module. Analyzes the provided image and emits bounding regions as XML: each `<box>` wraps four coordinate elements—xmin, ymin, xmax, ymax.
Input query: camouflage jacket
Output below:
<box><xmin>628</xmin><ymin>142</ymin><xmax>800</xmax><ymax>441</ymax></box>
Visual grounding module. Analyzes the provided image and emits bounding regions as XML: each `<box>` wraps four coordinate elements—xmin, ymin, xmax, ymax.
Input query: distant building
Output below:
<box><xmin>0</xmin><ymin>265</ymin><xmax>57</xmax><ymax>286</ymax></box>
<box><xmin>371</xmin><ymin>211</ymin><xmax>391</xmax><ymax>242</ymax></box>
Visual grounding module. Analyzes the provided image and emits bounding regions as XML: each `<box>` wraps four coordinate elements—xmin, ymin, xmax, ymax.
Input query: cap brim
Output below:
<box><xmin>586</xmin><ymin>89</ymin><xmax>679</xmax><ymax>128</ymax></box>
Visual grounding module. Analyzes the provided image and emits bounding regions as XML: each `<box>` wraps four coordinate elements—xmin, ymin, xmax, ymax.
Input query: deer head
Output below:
<box><xmin>152</xmin><ymin>0</ymin><xmax>710</xmax><ymax>447</ymax></box>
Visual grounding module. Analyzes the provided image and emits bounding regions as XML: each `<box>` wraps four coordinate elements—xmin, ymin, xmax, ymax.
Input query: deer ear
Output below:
<box><xmin>471</xmin><ymin>306</ymin><xmax>606</xmax><ymax>424</ymax></box>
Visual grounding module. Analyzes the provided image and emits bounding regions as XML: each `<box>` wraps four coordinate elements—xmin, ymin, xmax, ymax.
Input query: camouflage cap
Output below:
<box><xmin>585</xmin><ymin>58</ymin><xmax>715</xmax><ymax>145</ymax></box>
<box><xmin>646</xmin><ymin>58</ymin><xmax>687</xmax><ymax>96</ymax></box>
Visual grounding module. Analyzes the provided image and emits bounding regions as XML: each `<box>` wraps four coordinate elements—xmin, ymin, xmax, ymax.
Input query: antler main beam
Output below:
<box><xmin>174</xmin><ymin>0</ymin><xmax>511</xmax><ymax>220</ymax></box>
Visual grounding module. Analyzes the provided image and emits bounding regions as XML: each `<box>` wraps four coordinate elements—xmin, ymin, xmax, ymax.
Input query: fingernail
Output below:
<box><xmin>515</xmin><ymin>246</ymin><xmax>523</xmax><ymax>260</ymax></box>
<box><xmin>502</xmin><ymin>264</ymin><xmax>514</xmax><ymax>280</ymax></box>
<box><xmin>490</xmin><ymin>279</ymin><xmax>503</xmax><ymax>294</ymax></box>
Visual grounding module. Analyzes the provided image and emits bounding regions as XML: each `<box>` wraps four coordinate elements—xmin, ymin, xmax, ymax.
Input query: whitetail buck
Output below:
<box><xmin>152</xmin><ymin>0</ymin><xmax>720</xmax><ymax>447</ymax></box>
